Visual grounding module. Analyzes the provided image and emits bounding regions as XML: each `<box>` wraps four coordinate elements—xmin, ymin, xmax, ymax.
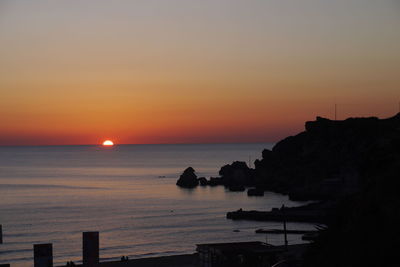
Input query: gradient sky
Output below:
<box><xmin>1</xmin><ymin>0</ymin><xmax>399</xmax><ymax>145</ymax></box>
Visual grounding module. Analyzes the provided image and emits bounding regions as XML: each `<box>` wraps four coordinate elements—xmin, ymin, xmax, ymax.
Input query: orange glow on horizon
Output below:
<box><xmin>102</xmin><ymin>140</ymin><xmax>114</xmax><ymax>146</ymax></box>
<box><xmin>0</xmin><ymin>1</ymin><xmax>399</xmax><ymax>146</ymax></box>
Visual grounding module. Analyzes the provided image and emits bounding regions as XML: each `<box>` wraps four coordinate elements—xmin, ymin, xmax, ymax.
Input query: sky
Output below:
<box><xmin>1</xmin><ymin>0</ymin><xmax>399</xmax><ymax>145</ymax></box>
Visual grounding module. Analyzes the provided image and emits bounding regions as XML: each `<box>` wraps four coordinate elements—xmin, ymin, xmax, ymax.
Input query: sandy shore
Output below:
<box><xmin>61</xmin><ymin>244</ymin><xmax>308</xmax><ymax>267</ymax></box>
<box><xmin>66</xmin><ymin>254</ymin><xmax>198</xmax><ymax>267</ymax></box>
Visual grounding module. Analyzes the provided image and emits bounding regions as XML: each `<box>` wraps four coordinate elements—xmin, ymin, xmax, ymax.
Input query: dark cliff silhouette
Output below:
<box><xmin>175</xmin><ymin>113</ymin><xmax>400</xmax><ymax>266</ymax></box>
<box><xmin>304</xmin><ymin>133</ymin><xmax>400</xmax><ymax>267</ymax></box>
<box><xmin>253</xmin><ymin>113</ymin><xmax>400</xmax><ymax>200</ymax></box>
<box><xmin>224</xmin><ymin>113</ymin><xmax>400</xmax><ymax>266</ymax></box>
<box><xmin>249</xmin><ymin>113</ymin><xmax>400</xmax><ymax>266</ymax></box>
<box><xmin>178</xmin><ymin>113</ymin><xmax>400</xmax><ymax>201</ymax></box>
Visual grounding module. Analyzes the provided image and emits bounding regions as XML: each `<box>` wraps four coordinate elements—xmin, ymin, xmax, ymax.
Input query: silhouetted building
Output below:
<box><xmin>83</xmin><ymin>232</ymin><xmax>99</xmax><ymax>266</ymax></box>
<box><xmin>34</xmin><ymin>243</ymin><xmax>53</xmax><ymax>267</ymax></box>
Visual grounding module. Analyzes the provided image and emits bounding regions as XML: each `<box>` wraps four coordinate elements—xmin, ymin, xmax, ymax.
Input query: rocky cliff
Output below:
<box><xmin>176</xmin><ymin>114</ymin><xmax>400</xmax><ymax>200</ymax></box>
<box><xmin>253</xmin><ymin>113</ymin><xmax>400</xmax><ymax>200</ymax></box>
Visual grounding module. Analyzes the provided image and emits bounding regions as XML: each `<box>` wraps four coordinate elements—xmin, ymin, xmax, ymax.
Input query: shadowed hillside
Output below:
<box><xmin>217</xmin><ymin>114</ymin><xmax>400</xmax><ymax>266</ymax></box>
<box><xmin>252</xmin><ymin>113</ymin><xmax>400</xmax><ymax>200</ymax></box>
<box><xmin>303</xmin><ymin>135</ymin><xmax>400</xmax><ymax>267</ymax></box>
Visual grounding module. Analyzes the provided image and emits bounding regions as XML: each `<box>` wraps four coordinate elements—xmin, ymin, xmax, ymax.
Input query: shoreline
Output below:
<box><xmin>58</xmin><ymin>254</ymin><xmax>197</xmax><ymax>267</ymax></box>
<box><xmin>59</xmin><ymin>244</ymin><xmax>309</xmax><ymax>267</ymax></box>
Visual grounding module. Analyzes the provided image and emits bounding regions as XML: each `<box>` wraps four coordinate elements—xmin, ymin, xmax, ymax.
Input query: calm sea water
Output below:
<box><xmin>0</xmin><ymin>144</ymin><xmax>313</xmax><ymax>266</ymax></box>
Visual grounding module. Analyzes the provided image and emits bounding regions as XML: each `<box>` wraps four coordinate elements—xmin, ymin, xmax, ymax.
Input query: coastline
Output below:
<box><xmin>58</xmin><ymin>244</ymin><xmax>309</xmax><ymax>267</ymax></box>
<box><xmin>62</xmin><ymin>254</ymin><xmax>197</xmax><ymax>267</ymax></box>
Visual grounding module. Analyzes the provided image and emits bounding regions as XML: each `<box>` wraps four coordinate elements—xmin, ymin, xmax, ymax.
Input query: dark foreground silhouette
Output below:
<box><xmin>177</xmin><ymin>113</ymin><xmax>400</xmax><ymax>267</ymax></box>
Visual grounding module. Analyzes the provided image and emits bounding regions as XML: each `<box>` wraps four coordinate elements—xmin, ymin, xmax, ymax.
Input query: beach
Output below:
<box><xmin>56</xmin><ymin>244</ymin><xmax>308</xmax><ymax>267</ymax></box>
<box><xmin>69</xmin><ymin>254</ymin><xmax>197</xmax><ymax>267</ymax></box>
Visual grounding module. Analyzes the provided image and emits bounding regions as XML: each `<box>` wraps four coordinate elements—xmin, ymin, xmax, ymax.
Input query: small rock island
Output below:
<box><xmin>176</xmin><ymin>167</ymin><xmax>198</xmax><ymax>188</ymax></box>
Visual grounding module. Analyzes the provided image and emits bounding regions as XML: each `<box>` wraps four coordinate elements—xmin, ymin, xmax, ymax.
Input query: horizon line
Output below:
<box><xmin>0</xmin><ymin>141</ymin><xmax>275</xmax><ymax>148</ymax></box>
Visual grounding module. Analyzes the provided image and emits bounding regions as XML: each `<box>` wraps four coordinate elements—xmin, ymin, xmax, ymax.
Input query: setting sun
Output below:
<box><xmin>102</xmin><ymin>140</ymin><xmax>114</xmax><ymax>146</ymax></box>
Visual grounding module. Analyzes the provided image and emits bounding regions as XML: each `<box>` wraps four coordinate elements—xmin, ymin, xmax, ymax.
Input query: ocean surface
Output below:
<box><xmin>0</xmin><ymin>144</ymin><xmax>314</xmax><ymax>266</ymax></box>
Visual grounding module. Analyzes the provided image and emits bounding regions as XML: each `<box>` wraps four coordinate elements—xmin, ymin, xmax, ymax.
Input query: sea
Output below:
<box><xmin>0</xmin><ymin>143</ymin><xmax>315</xmax><ymax>266</ymax></box>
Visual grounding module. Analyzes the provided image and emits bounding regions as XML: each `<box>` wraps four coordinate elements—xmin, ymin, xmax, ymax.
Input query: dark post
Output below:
<box><xmin>83</xmin><ymin>232</ymin><xmax>99</xmax><ymax>266</ymax></box>
<box><xmin>282</xmin><ymin>205</ymin><xmax>288</xmax><ymax>250</ymax></box>
<box><xmin>34</xmin><ymin>243</ymin><xmax>53</xmax><ymax>267</ymax></box>
<box><xmin>0</xmin><ymin>224</ymin><xmax>3</xmax><ymax>244</ymax></box>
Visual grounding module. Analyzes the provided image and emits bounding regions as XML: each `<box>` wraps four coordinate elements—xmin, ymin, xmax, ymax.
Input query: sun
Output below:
<box><xmin>102</xmin><ymin>140</ymin><xmax>114</xmax><ymax>146</ymax></box>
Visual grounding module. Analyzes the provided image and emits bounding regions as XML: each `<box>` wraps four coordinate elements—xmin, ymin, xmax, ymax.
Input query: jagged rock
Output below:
<box><xmin>209</xmin><ymin>177</ymin><xmax>223</xmax><ymax>186</ymax></box>
<box><xmin>219</xmin><ymin>161</ymin><xmax>252</xmax><ymax>186</ymax></box>
<box><xmin>261</xmin><ymin>149</ymin><xmax>273</xmax><ymax>161</ymax></box>
<box><xmin>198</xmin><ymin>177</ymin><xmax>208</xmax><ymax>186</ymax></box>
<box><xmin>176</xmin><ymin>167</ymin><xmax>198</xmax><ymax>188</ymax></box>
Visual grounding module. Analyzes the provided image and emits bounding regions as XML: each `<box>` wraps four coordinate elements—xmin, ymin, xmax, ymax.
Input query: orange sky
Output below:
<box><xmin>1</xmin><ymin>0</ymin><xmax>399</xmax><ymax>145</ymax></box>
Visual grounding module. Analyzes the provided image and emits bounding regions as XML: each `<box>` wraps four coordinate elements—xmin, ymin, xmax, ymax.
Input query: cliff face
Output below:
<box><xmin>304</xmin><ymin>118</ymin><xmax>400</xmax><ymax>267</ymax></box>
<box><xmin>254</xmin><ymin>113</ymin><xmax>400</xmax><ymax>200</ymax></box>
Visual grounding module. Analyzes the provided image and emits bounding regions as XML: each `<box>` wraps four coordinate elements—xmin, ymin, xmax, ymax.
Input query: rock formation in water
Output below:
<box><xmin>176</xmin><ymin>113</ymin><xmax>400</xmax><ymax>200</ymax></box>
<box><xmin>172</xmin><ymin>114</ymin><xmax>400</xmax><ymax>266</ymax></box>
<box><xmin>176</xmin><ymin>167</ymin><xmax>198</xmax><ymax>188</ymax></box>
<box><xmin>197</xmin><ymin>177</ymin><xmax>208</xmax><ymax>186</ymax></box>
<box><xmin>219</xmin><ymin>161</ymin><xmax>253</xmax><ymax>187</ymax></box>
